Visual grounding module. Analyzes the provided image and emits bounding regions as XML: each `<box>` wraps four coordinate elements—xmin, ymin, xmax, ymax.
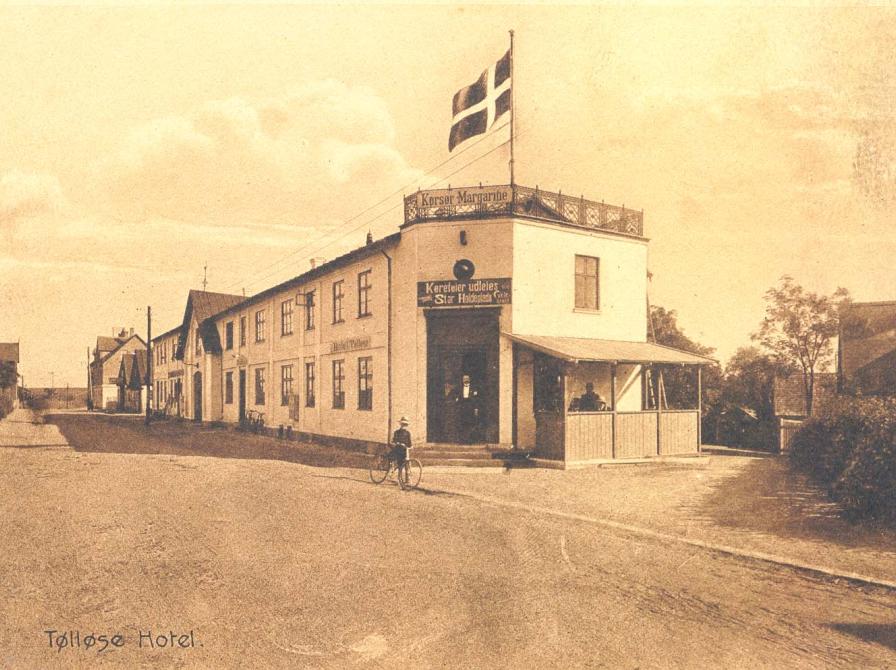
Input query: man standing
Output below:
<box><xmin>391</xmin><ymin>416</ymin><xmax>412</xmax><ymax>464</ymax></box>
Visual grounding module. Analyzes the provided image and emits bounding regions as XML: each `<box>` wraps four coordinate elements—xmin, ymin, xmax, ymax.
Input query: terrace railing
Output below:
<box><xmin>403</xmin><ymin>184</ymin><xmax>643</xmax><ymax>237</ymax></box>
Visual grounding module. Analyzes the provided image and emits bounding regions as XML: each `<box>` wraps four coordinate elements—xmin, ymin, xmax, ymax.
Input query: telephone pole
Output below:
<box><xmin>145</xmin><ymin>305</ymin><xmax>152</xmax><ymax>425</ymax></box>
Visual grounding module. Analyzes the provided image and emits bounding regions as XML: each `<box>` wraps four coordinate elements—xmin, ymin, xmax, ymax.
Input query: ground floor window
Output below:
<box><xmin>281</xmin><ymin>364</ymin><xmax>293</xmax><ymax>406</ymax></box>
<box><xmin>358</xmin><ymin>357</ymin><xmax>372</xmax><ymax>411</ymax></box>
<box><xmin>305</xmin><ymin>361</ymin><xmax>315</xmax><ymax>408</ymax></box>
<box><xmin>224</xmin><ymin>371</ymin><xmax>233</xmax><ymax>404</ymax></box>
<box><xmin>254</xmin><ymin>367</ymin><xmax>266</xmax><ymax>406</ymax></box>
<box><xmin>332</xmin><ymin>360</ymin><xmax>345</xmax><ymax>409</ymax></box>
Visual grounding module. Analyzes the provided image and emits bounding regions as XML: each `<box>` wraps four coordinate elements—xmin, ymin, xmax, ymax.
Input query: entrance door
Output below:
<box><xmin>193</xmin><ymin>371</ymin><xmax>203</xmax><ymax>422</ymax></box>
<box><xmin>426</xmin><ymin>309</ymin><xmax>499</xmax><ymax>444</ymax></box>
<box><xmin>238</xmin><ymin>369</ymin><xmax>246</xmax><ymax>423</ymax></box>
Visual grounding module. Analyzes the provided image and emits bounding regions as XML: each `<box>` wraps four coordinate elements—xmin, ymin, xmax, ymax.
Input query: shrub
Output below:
<box><xmin>0</xmin><ymin>394</ymin><xmax>12</xmax><ymax>420</ymax></box>
<box><xmin>790</xmin><ymin>396</ymin><xmax>896</xmax><ymax>520</ymax></box>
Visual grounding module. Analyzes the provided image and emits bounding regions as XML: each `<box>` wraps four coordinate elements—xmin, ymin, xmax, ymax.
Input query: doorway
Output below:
<box><xmin>426</xmin><ymin>309</ymin><xmax>499</xmax><ymax>444</ymax></box>
<box><xmin>238</xmin><ymin>369</ymin><xmax>246</xmax><ymax>423</ymax></box>
<box><xmin>193</xmin><ymin>371</ymin><xmax>203</xmax><ymax>422</ymax></box>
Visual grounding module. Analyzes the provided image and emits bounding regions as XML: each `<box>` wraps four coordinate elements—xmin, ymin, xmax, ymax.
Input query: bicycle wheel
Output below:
<box><xmin>398</xmin><ymin>459</ymin><xmax>422</xmax><ymax>490</ymax></box>
<box><xmin>369</xmin><ymin>455</ymin><xmax>391</xmax><ymax>484</ymax></box>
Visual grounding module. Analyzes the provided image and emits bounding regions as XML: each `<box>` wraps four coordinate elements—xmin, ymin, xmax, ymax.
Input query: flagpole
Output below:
<box><xmin>509</xmin><ymin>29</ymin><xmax>515</xmax><ymax>187</ymax></box>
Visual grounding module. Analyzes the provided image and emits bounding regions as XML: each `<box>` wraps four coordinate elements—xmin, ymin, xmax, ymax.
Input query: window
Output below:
<box><xmin>255</xmin><ymin>309</ymin><xmax>266</xmax><ymax>342</ymax></box>
<box><xmin>224</xmin><ymin>371</ymin><xmax>233</xmax><ymax>404</ymax></box>
<box><xmin>281</xmin><ymin>364</ymin><xmax>293</xmax><ymax>406</ymax></box>
<box><xmin>254</xmin><ymin>368</ymin><xmax>266</xmax><ymax>406</ymax></box>
<box><xmin>358</xmin><ymin>357</ymin><xmax>373</xmax><ymax>410</ymax></box>
<box><xmin>332</xmin><ymin>280</ymin><xmax>344</xmax><ymax>323</ymax></box>
<box><xmin>358</xmin><ymin>270</ymin><xmax>372</xmax><ymax>317</ymax></box>
<box><xmin>305</xmin><ymin>361</ymin><xmax>316</xmax><ymax>408</ymax></box>
<box><xmin>161</xmin><ymin>341</ymin><xmax>167</xmax><ymax>364</ymax></box>
<box><xmin>239</xmin><ymin>316</ymin><xmax>247</xmax><ymax>346</ymax></box>
<box><xmin>575</xmin><ymin>255</ymin><xmax>600</xmax><ymax>310</ymax></box>
<box><xmin>332</xmin><ymin>360</ymin><xmax>345</xmax><ymax>409</ymax></box>
<box><xmin>225</xmin><ymin>321</ymin><xmax>234</xmax><ymax>350</ymax></box>
<box><xmin>195</xmin><ymin>331</ymin><xmax>202</xmax><ymax>356</ymax></box>
<box><xmin>305</xmin><ymin>291</ymin><xmax>315</xmax><ymax>330</ymax></box>
<box><xmin>281</xmin><ymin>299</ymin><xmax>293</xmax><ymax>336</ymax></box>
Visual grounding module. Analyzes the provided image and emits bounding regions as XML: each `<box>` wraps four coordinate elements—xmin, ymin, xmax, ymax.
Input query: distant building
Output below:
<box><xmin>838</xmin><ymin>301</ymin><xmax>896</xmax><ymax>396</ymax></box>
<box><xmin>773</xmin><ymin>372</ymin><xmax>837</xmax><ymax>452</ymax></box>
<box><xmin>89</xmin><ymin>328</ymin><xmax>146</xmax><ymax>410</ymax></box>
<box><xmin>116</xmin><ymin>350</ymin><xmax>148</xmax><ymax>413</ymax></box>
<box><xmin>0</xmin><ymin>342</ymin><xmax>20</xmax><ymax>411</ymax></box>
<box><xmin>151</xmin><ymin>325</ymin><xmax>185</xmax><ymax>417</ymax></box>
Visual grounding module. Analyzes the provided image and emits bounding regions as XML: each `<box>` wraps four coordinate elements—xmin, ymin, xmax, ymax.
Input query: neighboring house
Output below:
<box><xmin>0</xmin><ymin>342</ymin><xmax>20</xmax><ymax>411</ymax></box>
<box><xmin>838</xmin><ymin>301</ymin><xmax>896</xmax><ymax>396</ymax></box>
<box><xmin>151</xmin><ymin>325</ymin><xmax>185</xmax><ymax>417</ymax></box>
<box><xmin>89</xmin><ymin>329</ymin><xmax>146</xmax><ymax>410</ymax></box>
<box><xmin>154</xmin><ymin>184</ymin><xmax>714</xmax><ymax>467</ymax></box>
<box><xmin>116</xmin><ymin>350</ymin><xmax>147</xmax><ymax>413</ymax></box>
<box><xmin>773</xmin><ymin>372</ymin><xmax>837</xmax><ymax>452</ymax></box>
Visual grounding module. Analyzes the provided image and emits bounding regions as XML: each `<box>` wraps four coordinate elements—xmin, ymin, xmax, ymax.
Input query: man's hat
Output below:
<box><xmin>399</xmin><ymin>416</ymin><xmax>410</xmax><ymax>425</ymax></box>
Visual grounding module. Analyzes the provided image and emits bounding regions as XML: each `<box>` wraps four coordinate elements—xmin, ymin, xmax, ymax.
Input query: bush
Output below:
<box><xmin>790</xmin><ymin>396</ymin><xmax>896</xmax><ymax>520</ymax></box>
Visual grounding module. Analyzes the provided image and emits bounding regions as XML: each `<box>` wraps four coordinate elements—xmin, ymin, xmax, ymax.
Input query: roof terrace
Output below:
<box><xmin>403</xmin><ymin>184</ymin><xmax>644</xmax><ymax>238</ymax></box>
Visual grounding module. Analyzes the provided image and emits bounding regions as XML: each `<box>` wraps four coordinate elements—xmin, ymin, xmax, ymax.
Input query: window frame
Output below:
<box><xmin>332</xmin><ymin>280</ymin><xmax>344</xmax><ymax>324</ymax></box>
<box><xmin>305</xmin><ymin>290</ymin><xmax>315</xmax><ymax>330</ymax></box>
<box><xmin>357</xmin><ymin>270</ymin><xmax>372</xmax><ymax>317</ymax></box>
<box><xmin>254</xmin><ymin>367</ymin><xmax>266</xmax><ymax>406</ymax></box>
<box><xmin>255</xmin><ymin>309</ymin><xmax>266</xmax><ymax>343</ymax></box>
<box><xmin>224</xmin><ymin>371</ymin><xmax>233</xmax><ymax>404</ymax></box>
<box><xmin>357</xmin><ymin>356</ymin><xmax>373</xmax><ymax>411</ymax></box>
<box><xmin>239</xmin><ymin>316</ymin><xmax>247</xmax><ymax>347</ymax></box>
<box><xmin>225</xmin><ymin>321</ymin><xmax>234</xmax><ymax>350</ymax></box>
<box><xmin>281</xmin><ymin>299</ymin><xmax>294</xmax><ymax>337</ymax></box>
<box><xmin>280</xmin><ymin>364</ymin><xmax>293</xmax><ymax>406</ymax></box>
<box><xmin>305</xmin><ymin>361</ymin><xmax>316</xmax><ymax>408</ymax></box>
<box><xmin>332</xmin><ymin>359</ymin><xmax>345</xmax><ymax>409</ymax></box>
<box><xmin>574</xmin><ymin>254</ymin><xmax>600</xmax><ymax>311</ymax></box>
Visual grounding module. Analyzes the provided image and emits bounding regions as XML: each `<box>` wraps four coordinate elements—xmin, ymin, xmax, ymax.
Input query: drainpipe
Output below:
<box><xmin>380</xmin><ymin>249</ymin><xmax>393</xmax><ymax>443</ymax></box>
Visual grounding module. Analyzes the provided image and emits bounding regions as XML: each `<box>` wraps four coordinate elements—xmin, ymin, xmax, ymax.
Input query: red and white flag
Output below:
<box><xmin>449</xmin><ymin>49</ymin><xmax>511</xmax><ymax>151</ymax></box>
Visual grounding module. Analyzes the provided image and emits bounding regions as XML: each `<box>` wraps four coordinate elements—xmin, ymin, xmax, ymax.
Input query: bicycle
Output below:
<box><xmin>369</xmin><ymin>444</ymin><xmax>422</xmax><ymax>490</ymax></box>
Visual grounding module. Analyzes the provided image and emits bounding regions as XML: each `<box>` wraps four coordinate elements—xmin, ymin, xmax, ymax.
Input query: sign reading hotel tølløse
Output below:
<box><xmin>417</xmin><ymin>278</ymin><xmax>512</xmax><ymax>307</ymax></box>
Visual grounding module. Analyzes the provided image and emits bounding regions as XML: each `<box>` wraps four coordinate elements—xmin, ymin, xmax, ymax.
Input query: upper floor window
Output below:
<box><xmin>305</xmin><ymin>291</ymin><xmax>315</xmax><ymax>330</ymax></box>
<box><xmin>239</xmin><ymin>316</ymin><xmax>247</xmax><ymax>347</ymax></box>
<box><xmin>281</xmin><ymin>299</ymin><xmax>294</xmax><ymax>336</ymax></box>
<box><xmin>195</xmin><ymin>331</ymin><xmax>202</xmax><ymax>356</ymax></box>
<box><xmin>332</xmin><ymin>281</ymin><xmax>344</xmax><ymax>323</ymax></box>
<box><xmin>225</xmin><ymin>321</ymin><xmax>234</xmax><ymax>350</ymax></box>
<box><xmin>358</xmin><ymin>270</ymin><xmax>372</xmax><ymax>317</ymax></box>
<box><xmin>574</xmin><ymin>255</ymin><xmax>600</xmax><ymax>310</ymax></box>
<box><xmin>255</xmin><ymin>309</ymin><xmax>266</xmax><ymax>343</ymax></box>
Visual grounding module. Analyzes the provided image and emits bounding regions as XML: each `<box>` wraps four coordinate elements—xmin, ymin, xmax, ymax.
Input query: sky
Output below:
<box><xmin>1</xmin><ymin>4</ymin><xmax>895</xmax><ymax>386</ymax></box>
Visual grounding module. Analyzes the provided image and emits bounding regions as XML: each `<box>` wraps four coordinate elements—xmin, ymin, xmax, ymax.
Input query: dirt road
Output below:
<box><xmin>1</xmin><ymin>411</ymin><xmax>894</xmax><ymax>668</ymax></box>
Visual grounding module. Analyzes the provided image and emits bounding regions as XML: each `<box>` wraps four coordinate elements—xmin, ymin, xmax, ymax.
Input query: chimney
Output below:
<box><xmin>129</xmin><ymin>327</ymin><xmax>135</xmax><ymax>337</ymax></box>
<box><xmin>366</xmin><ymin>231</ymin><xmax>373</xmax><ymax>245</ymax></box>
<box><xmin>310</xmin><ymin>257</ymin><xmax>325</xmax><ymax>269</ymax></box>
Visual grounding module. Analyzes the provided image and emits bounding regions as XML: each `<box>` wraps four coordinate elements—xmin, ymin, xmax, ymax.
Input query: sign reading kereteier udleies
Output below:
<box><xmin>418</xmin><ymin>278</ymin><xmax>512</xmax><ymax>307</ymax></box>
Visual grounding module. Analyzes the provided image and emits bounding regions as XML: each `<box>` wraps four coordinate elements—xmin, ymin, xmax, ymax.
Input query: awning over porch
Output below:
<box><xmin>503</xmin><ymin>333</ymin><xmax>716</xmax><ymax>365</ymax></box>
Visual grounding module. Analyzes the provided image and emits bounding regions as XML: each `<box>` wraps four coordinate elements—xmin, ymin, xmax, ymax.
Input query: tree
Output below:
<box><xmin>0</xmin><ymin>361</ymin><xmax>16</xmax><ymax>390</ymax></box>
<box><xmin>753</xmin><ymin>276</ymin><xmax>849</xmax><ymax>417</ymax></box>
<box><xmin>648</xmin><ymin>305</ymin><xmax>721</xmax><ymax>421</ymax></box>
<box><xmin>723</xmin><ymin>346</ymin><xmax>790</xmax><ymax>422</ymax></box>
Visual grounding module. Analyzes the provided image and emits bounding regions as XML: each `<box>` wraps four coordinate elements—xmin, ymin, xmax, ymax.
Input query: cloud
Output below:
<box><xmin>102</xmin><ymin>80</ymin><xmax>423</xmax><ymax>228</ymax></box>
<box><xmin>0</xmin><ymin>170</ymin><xmax>66</xmax><ymax>229</ymax></box>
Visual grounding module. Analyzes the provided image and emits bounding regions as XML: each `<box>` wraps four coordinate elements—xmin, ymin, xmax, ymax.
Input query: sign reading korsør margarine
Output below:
<box><xmin>417</xmin><ymin>278</ymin><xmax>512</xmax><ymax>307</ymax></box>
<box><xmin>411</xmin><ymin>185</ymin><xmax>512</xmax><ymax>209</ymax></box>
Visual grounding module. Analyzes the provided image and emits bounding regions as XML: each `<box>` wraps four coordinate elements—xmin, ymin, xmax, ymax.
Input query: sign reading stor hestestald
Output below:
<box><xmin>417</xmin><ymin>278</ymin><xmax>512</xmax><ymax>307</ymax></box>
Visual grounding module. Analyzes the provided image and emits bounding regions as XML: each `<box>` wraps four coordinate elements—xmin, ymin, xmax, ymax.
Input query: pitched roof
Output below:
<box><xmin>118</xmin><ymin>351</ymin><xmax>148</xmax><ymax>389</ymax></box>
<box><xmin>93</xmin><ymin>333</ymin><xmax>146</xmax><ymax>367</ymax></box>
<box><xmin>176</xmin><ymin>290</ymin><xmax>244</xmax><ymax>358</ymax></box>
<box><xmin>96</xmin><ymin>335</ymin><xmax>125</xmax><ymax>352</ymax></box>
<box><xmin>839</xmin><ymin>301</ymin><xmax>896</xmax><ymax>394</ymax></box>
<box><xmin>773</xmin><ymin>372</ymin><xmax>837</xmax><ymax>418</ymax></box>
<box><xmin>504</xmin><ymin>333</ymin><xmax>717</xmax><ymax>365</ymax></box>
<box><xmin>0</xmin><ymin>342</ymin><xmax>19</xmax><ymax>363</ymax></box>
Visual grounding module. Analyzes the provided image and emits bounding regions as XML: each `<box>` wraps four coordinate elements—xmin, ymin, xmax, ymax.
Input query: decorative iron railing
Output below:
<box><xmin>403</xmin><ymin>184</ymin><xmax>643</xmax><ymax>237</ymax></box>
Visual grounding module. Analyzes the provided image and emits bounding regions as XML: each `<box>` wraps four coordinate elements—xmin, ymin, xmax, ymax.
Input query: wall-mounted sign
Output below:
<box><xmin>409</xmin><ymin>185</ymin><xmax>512</xmax><ymax>210</ymax></box>
<box><xmin>168</xmin><ymin>369</ymin><xmax>184</xmax><ymax>378</ymax></box>
<box><xmin>236</xmin><ymin>355</ymin><xmax>248</xmax><ymax>367</ymax></box>
<box><xmin>331</xmin><ymin>336</ymin><xmax>371</xmax><ymax>354</ymax></box>
<box><xmin>418</xmin><ymin>278</ymin><xmax>512</xmax><ymax>308</ymax></box>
